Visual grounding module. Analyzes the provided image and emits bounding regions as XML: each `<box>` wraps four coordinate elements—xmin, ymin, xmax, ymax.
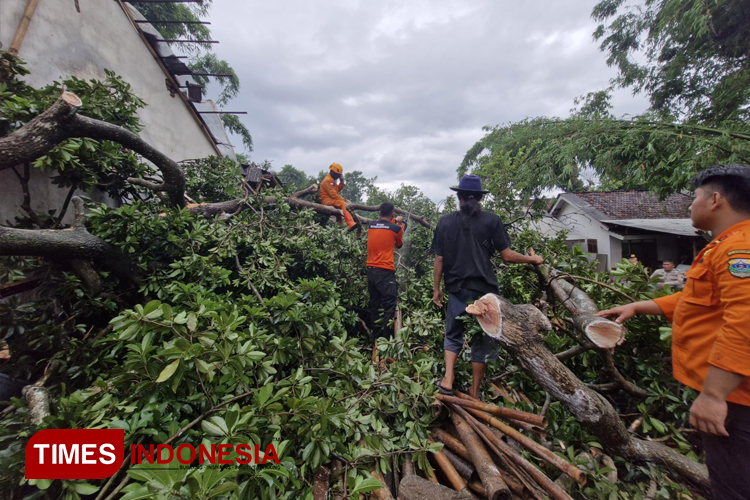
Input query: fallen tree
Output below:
<box><xmin>466</xmin><ymin>293</ymin><xmax>710</xmax><ymax>489</ymax></box>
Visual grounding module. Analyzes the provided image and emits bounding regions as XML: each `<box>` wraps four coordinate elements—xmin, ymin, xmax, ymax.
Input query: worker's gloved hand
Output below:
<box><xmin>395</xmin><ymin>216</ymin><xmax>404</xmax><ymax>223</ymax></box>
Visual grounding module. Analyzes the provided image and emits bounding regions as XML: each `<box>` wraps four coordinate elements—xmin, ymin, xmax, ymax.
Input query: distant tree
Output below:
<box><xmin>315</xmin><ymin>169</ymin><xmax>375</xmax><ymax>204</ymax></box>
<box><xmin>593</xmin><ymin>0</ymin><xmax>750</xmax><ymax>123</ymax></box>
<box><xmin>279</xmin><ymin>165</ymin><xmax>316</xmax><ymax>192</ymax></box>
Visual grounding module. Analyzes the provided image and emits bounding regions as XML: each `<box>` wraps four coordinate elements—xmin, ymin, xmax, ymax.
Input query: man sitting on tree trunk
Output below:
<box><xmin>319</xmin><ymin>163</ymin><xmax>358</xmax><ymax>231</ymax></box>
<box><xmin>597</xmin><ymin>164</ymin><xmax>750</xmax><ymax>500</ymax></box>
<box><xmin>431</xmin><ymin>175</ymin><xmax>543</xmax><ymax>399</ymax></box>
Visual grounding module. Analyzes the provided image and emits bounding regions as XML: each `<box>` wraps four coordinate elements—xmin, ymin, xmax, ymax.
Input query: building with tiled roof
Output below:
<box><xmin>536</xmin><ymin>190</ymin><xmax>705</xmax><ymax>272</ymax></box>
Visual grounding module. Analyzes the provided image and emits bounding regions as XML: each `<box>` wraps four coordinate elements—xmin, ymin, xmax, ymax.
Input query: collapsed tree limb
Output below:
<box><xmin>0</xmin><ymin>92</ymin><xmax>186</xmax><ymax>208</ymax></box>
<box><xmin>466</xmin><ymin>294</ymin><xmax>710</xmax><ymax>489</ymax></box>
<box><xmin>547</xmin><ymin>272</ymin><xmax>627</xmax><ymax>349</ymax></box>
<box><xmin>0</xmin><ymin>197</ymin><xmax>138</xmax><ymax>282</ymax></box>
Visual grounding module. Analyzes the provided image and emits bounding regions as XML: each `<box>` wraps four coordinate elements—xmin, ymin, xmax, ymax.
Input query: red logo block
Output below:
<box><xmin>25</xmin><ymin>429</ymin><xmax>124</xmax><ymax>479</ymax></box>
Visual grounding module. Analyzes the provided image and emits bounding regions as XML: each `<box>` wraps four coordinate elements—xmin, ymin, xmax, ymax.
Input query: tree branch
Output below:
<box><xmin>0</xmin><ymin>92</ymin><xmax>186</xmax><ymax>208</ymax></box>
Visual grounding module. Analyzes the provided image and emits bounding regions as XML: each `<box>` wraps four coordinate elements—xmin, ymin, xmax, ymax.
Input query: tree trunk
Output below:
<box><xmin>398</xmin><ymin>476</ymin><xmax>474</xmax><ymax>500</ymax></box>
<box><xmin>547</xmin><ymin>274</ymin><xmax>626</xmax><ymax>348</ymax></box>
<box><xmin>0</xmin><ymin>92</ymin><xmax>186</xmax><ymax>208</ymax></box>
<box><xmin>450</xmin><ymin>412</ymin><xmax>511</xmax><ymax>500</ymax></box>
<box><xmin>0</xmin><ymin>197</ymin><xmax>137</xmax><ymax>282</ymax></box>
<box><xmin>466</xmin><ymin>293</ymin><xmax>710</xmax><ymax>489</ymax></box>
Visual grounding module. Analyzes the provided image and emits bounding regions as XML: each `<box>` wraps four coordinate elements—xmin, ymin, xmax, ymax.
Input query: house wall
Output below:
<box><xmin>0</xmin><ymin>0</ymin><xmax>220</xmax><ymax>224</ymax></box>
<box><xmin>546</xmin><ymin>202</ymin><xmax>616</xmax><ymax>268</ymax></box>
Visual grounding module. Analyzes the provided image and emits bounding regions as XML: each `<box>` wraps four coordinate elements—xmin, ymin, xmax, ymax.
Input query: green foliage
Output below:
<box><xmin>182</xmin><ymin>157</ymin><xmax>244</xmax><ymax>203</ymax></box>
<box><xmin>132</xmin><ymin>1</ymin><xmax>253</xmax><ymax>156</ymax></box>
<box><xmin>0</xmin><ymin>50</ymin><xmax>709</xmax><ymax>500</ymax></box>
<box><xmin>278</xmin><ymin>165</ymin><xmax>317</xmax><ymax>193</ymax></box>
<box><xmin>0</xmin><ymin>55</ymin><xmax>155</xmax><ymax>225</ymax></box>
<box><xmin>461</xmin><ymin>114</ymin><xmax>750</xmax><ymax>199</ymax></box>
<box><xmin>220</xmin><ymin>114</ymin><xmax>253</xmax><ymax>153</ymax></box>
<box><xmin>593</xmin><ymin>0</ymin><xmax>750</xmax><ymax>123</ymax></box>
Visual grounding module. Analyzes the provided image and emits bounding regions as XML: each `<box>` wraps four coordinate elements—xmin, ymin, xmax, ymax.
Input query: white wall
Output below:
<box><xmin>1</xmin><ymin>0</ymin><xmax>221</xmax><ymax>224</ymax></box>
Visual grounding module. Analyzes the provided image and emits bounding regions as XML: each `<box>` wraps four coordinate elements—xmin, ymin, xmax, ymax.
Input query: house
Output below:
<box><xmin>535</xmin><ymin>191</ymin><xmax>706</xmax><ymax>271</ymax></box>
<box><xmin>0</xmin><ymin>0</ymin><xmax>237</xmax><ymax>224</ymax></box>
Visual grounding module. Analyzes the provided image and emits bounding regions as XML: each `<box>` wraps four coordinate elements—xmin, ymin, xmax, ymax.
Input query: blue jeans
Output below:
<box><xmin>443</xmin><ymin>289</ymin><xmax>498</xmax><ymax>363</ymax></box>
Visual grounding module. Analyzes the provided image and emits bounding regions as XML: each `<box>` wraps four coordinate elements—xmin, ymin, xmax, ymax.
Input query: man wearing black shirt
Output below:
<box><xmin>431</xmin><ymin>175</ymin><xmax>543</xmax><ymax>399</ymax></box>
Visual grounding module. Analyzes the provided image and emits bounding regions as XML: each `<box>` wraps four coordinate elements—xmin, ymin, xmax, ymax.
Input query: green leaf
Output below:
<box><xmin>350</xmin><ymin>477</ymin><xmax>384</xmax><ymax>495</ymax></box>
<box><xmin>73</xmin><ymin>482</ymin><xmax>100</xmax><ymax>494</ymax></box>
<box><xmin>156</xmin><ymin>359</ymin><xmax>180</xmax><ymax>383</ymax></box>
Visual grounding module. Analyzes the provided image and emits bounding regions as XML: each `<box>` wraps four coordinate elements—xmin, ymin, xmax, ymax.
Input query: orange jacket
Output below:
<box><xmin>653</xmin><ymin>219</ymin><xmax>750</xmax><ymax>406</ymax></box>
<box><xmin>367</xmin><ymin>219</ymin><xmax>405</xmax><ymax>270</ymax></box>
<box><xmin>320</xmin><ymin>174</ymin><xmax>345</xmax><ymax>205</ymax></box>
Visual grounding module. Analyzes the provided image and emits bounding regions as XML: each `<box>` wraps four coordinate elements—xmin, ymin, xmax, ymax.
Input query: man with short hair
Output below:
<box><xmin>651</xmin><ymin>259</ymin><xmax>684</xmax><ymax>289</ymax></box>
<box><xmin>597</xmin><ymin>164</ymin><xmax>750</xmax><ymax>499</ymax></box>
<box><xmin>320</xmin><ymin>163</ymin><xmax>358</xmax><ymax>230</ymax></box>
<box><xmin>366</xmin><ymin>202</ymin><xmax>405</xmax><ymax>339</ymax></box>
<box><xmin>431</xmin><ymin>175</ymin><xmax>543</xmax><ymax>399</ymax></box>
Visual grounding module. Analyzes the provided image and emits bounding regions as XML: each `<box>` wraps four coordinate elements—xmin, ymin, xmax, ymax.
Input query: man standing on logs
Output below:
<box><xmin>366</xmin><ymin>202</ymin><xmax>406</xmax><ymax>340</ymax></box>
<box><xmin>320</xmin><ymin>162</ymin><xmax>358</xmax><ymax>231</ymax></box>
<box><xmin>597</xmin><ymin>164</ymin><xmax>750</xmax><ymax>500</ymax></box>
<box><xmin>431</xmin><ymin>175</ymin><xmax>544</xmax><ymax>399</ymax></box>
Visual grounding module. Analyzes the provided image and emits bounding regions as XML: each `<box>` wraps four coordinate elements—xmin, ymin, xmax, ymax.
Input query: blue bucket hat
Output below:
<box><xmin>450</xmin><ymin>174</ymin><xmax>490</xmax><ymax>194</ymax></box>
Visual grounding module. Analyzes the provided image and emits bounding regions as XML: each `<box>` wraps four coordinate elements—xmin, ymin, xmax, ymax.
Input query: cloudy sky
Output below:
<box><xmin>204</xmin><ymin>1</ymin><xmax>648</xmax><ymax>202</ymax></box>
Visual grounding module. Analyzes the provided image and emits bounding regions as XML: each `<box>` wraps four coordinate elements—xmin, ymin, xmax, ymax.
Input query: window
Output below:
<box><xmin>587</xmin><ymin>239</ymin><xmax>598</xmax><ymax>254</ymax></box>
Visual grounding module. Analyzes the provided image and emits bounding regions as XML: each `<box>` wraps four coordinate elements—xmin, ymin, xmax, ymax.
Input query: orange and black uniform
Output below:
<box><xmin>366</xmin><ymin>219</ymin><xmax>405</xmax><ymax>339</ymax></box>
<box><xmin>653</xmin><ymin>219</ymin><xmax>750</xmax><ymax>498</ymax></box>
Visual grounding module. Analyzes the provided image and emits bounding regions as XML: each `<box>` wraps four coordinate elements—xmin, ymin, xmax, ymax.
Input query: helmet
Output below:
<box><xmin>329</xmin><ymin>163</ymin><xmax>343</xmax><ymax>174</ymax></box>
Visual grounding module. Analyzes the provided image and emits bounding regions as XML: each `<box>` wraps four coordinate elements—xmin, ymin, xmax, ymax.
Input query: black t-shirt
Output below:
<box><xmin>431</xmin><ymin>210</ymin><xmax>511</xmax><ymax>294</ymax></box>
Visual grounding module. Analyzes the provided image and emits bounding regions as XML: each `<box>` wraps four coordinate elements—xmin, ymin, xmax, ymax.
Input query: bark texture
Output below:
<box><xmin>0</xmin><ymin>92</ymin><xmax>186</xmax><ymax>208</ymax></box>
<box><xmin>398</xmin><ymin>475</ymin><xmax>472</xmax><ymax>500</ymax></box>
<box><xmin>0</xmin><ymin>197</ymin><xmax>137</xmax><ymax>281</ymax></box>
<box><xmin>547</xmin><ymin>274</ymin><xmax>626</xmax><ymax>348</ymax></box>
<box><xmin>466</xmin><ymin>294</ymin><xmax>710</xmax><ymax>489</ymax></box>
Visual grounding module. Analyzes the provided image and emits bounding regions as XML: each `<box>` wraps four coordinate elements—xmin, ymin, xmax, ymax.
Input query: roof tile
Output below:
<box><xmin>573</xmin><ymin>190</ymin><xmax>692</xmax><ymax>220</ymax></box>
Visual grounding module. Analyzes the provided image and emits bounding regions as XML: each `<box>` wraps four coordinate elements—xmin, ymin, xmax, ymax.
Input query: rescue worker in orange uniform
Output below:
<box><xmin>366</xmin><ymin>202</ymin><xmax>405</xmax><ymax>339</ymax></box>
<box><xmin>597</xmin><ymin>164</ymin><xmax>750</xmax><ymax>499</ymax></box>
<box><xmin>320</xmin><ymin>163</ymin><xmax>357</xmax><ymax>230</ymax></box>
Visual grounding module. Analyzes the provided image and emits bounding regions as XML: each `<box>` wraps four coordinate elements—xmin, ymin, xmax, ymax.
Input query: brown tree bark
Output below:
<box><xmin>466</xmin><ymin>293</ymin><xmax>710</xmax><ymax>489</ymax></box>
<box><xmin>0</xmin><ymin>92</ymin><xmax>186</xmax><ymax>208</ymax></box>
<box><xmin>398</xmin><ymin>475</ymin><xmax>474</xmax><ymax>500</ymax></box>
<box><xmin>0</xmin><ymin>197</ymin><xmax>137</xmax><ymax>281</ymax></box>
<box><xmin>547</xmin><ymin>273</ymin><xmax>626</xmax><ymax>349</ymax></box>
<box><xmin>450</xmin><ymin>411</ymin><xmax>511</xmax><ymax>500</ymax></box>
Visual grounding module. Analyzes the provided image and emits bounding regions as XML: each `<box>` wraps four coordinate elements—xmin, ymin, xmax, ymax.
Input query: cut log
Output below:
<box><xmin>399</xmin><ymin>475</ymin><xmax>474</xmax><ymax>500</ymax></box>
<box><xmin>464</xmin><ymin>293</ymin><xmax>709</xmax><ymax>489</ymax></box>
<box><xmin>429</xmin><ymin>445</ymin><xmax>469</xmax><ymax>493</ymax></box>
<box><xmin>403</xmin><ymin>457</ymin><xmax>416</xmax><ymax>477</ymax></box>
<box><xmin>450</xmin><ymin>411</ymin><xmax>511</xmax><ymax>500</ymax></box>
<box><xmin>432</xmin><ymin>428</ymin><xmax>471</xmax><ymax>462</ymax></box>
<box><xmin>465</xmin><ymin>294</ymin><xmax>502</xmax><ymax>338</ymax></box>
<box><xmin>462</xmin><ymin>407</ymin><xmax>586</xmax><ymax>485</ymax></box>
<box><xmin>546</xmin><ymin>276</ymin><xmax>626</xmax><ymax>348</ymax></box>
<box><xmin>451</xmin><ymin>404</ymin><xmax>574</xmax><ymax>500</ymax></box>
<box><xmin>370</xmin><ymin>470</ymin><xmax>395</xmax><ymax>500</ymax></box>
<box><xmin>313</xmin><ymin>466</ymin><xmax>330</xmax><ymax>500</ymax></box>
<box><xmin>436</xmin><ymin>394</ymin><xmax>546</xmax><ymax>427</ymax></box>
<box><xmin>442</xmin><ymin>448</ymin><xmax>479</xmax><ymax>483</ymax></box>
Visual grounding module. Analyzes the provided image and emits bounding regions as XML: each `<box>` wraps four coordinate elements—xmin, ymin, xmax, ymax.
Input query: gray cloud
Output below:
<box><xmin>201</xmin><ymin>1</ymin><xmax>648</xmax><ymax>202</ymax></box>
